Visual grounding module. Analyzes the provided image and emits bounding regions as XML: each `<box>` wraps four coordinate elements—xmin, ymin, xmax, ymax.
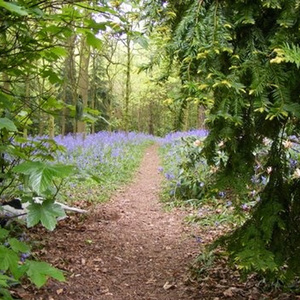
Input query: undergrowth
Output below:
<box><xmin>159</xmin><ymin>130</ymin><xmax>300</xmax><ymax>291</ymax></box>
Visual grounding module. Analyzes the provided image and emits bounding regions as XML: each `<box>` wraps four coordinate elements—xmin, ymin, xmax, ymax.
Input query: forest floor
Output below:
<box><xmin>13</xmin><ymin>145</ymin><xmax>299</xmax><ymax>300</ymax></box>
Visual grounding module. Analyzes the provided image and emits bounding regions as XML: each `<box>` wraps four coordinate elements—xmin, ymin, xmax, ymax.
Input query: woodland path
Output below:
<box><xmin>24</xmin><ymin>145</ymin><xmax>201</xmax><ymax>300</ymax></box>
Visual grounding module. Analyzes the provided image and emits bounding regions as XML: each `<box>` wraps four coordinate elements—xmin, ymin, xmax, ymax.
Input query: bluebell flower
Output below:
<box><xmin>165</xmin><ymin>173</ymin><xmax>175</xmax><ymax>180</ymax></box>
<box><xmin>289</xmin><ymin>159</ymin><xmax>297</xmax><ymax>169</ymax></box>
<box><xmin>251</xmin><ymin>175</ymin><xmax>260</xmax><ymax>184</ymax></box>
<box><xmin>158</xmin><ymin>166</ymin><xmax>164</xmax><ymax>173</ymax></box>
<box><xmin>241</xmin><ymin>203</ymin><xmax>248</xmax><ymax>211</ymax></box>
<box><xmin>226</xmin><ymin>201</ymin><xmax>232</xmax><ymax>207</ymax></box>
<box><xmin>218</xmin><ymin>191</ymin><xmax>226</xmax><ymax>198</ymax></box>
<box><xmin>20</xmin><ymin>252</ymin><xmax>31</xmax><ymax>262</ymax></box>
<box><xmin>195</xmin><ymin>236</ymin><xmax>202</xmax><ymax>243</ymax></box>
<box><xmin>261</xmin><ymin>176</ymin><xmax>267</xmax><ymax>185</ymax></box>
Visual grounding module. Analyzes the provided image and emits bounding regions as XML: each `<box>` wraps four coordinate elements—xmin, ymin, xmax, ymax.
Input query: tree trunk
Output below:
<box><xmin>198</xmin><ymin>105</ymin><xmax>206</xmax><ymax>129</ymax></box>
<box><xmin>61</xmin><ymin>34</ymin><xmax>76</xmax><ymax>136</ymax></box>
<box><xmin>77</xmin><ymin>35</ymin><xmax>91</xmax><ymax>137</ymax></box>
<box><xmin>90</xmin><ymin>51</ymin><xmax>97</xmax><ymax>134</ymax></box>
<box><xmin>49</xmin><ymin>114</ymin><xmax>55</xmax><ymax>139</ymax></box>
<box><xmin>148</xmin><ymin>100</ymin><xmax>154</xmax><ymax>135</ymax></box>
<box><xmin>1</xmin><ymin>32</ymin><xmax>10</xmax><ymax>96</ymax></box>
<box><xmin>23</xmin><ymin>75</ymin><xmax>31</xmax><ymax>138</ymax></box>
<box><xmin>124</xmin><ymin>33</ymin><xmax>131</xmax><ymax>131</ymax></box>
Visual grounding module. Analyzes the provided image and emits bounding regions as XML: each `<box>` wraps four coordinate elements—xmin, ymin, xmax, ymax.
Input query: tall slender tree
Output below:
<box><xmin>77</xmin><ymin>34</ymin><xmax>91</xmax><ymax>135</ymax></box>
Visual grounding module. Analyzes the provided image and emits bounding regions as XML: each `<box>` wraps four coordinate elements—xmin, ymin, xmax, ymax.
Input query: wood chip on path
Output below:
<box><xmin>23</xmin><ymin>145</ymin><xmax>200</xmax><ymax>300</ymax></box>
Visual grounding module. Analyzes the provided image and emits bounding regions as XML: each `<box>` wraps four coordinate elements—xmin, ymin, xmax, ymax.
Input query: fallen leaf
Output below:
<box><xmin>223</xmin><ymin>287</ymin><xmax>235</xmax><ymax>297</ymax></box>
<box><xmin>56</xmin><ymin>288</ymin><xmax>64</xmax><ymax>295</ymax></box>
<box><xmin>146</xmin><ymin>278</ymin><xmax>156</xmax><ymax>284</ymax></box>
<box><xmin>163</xmin><ymin>281</ymin><xmax>175</xmax><ymax>290</ymax></box>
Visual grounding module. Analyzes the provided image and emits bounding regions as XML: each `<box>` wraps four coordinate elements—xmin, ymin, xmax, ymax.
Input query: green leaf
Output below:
<box><xmin>86</xmin><ymin>19</ymin><xmax>107</xmax><ymax>32</ymax></box>
<box><xmin>25</xmin><ymin>260</ymin><xmax>65</xmax><ymax>288</ymax></box>
<box><xmin>0</xmin><ymin>93</ymin><xmax>12</xmax><ymax>109</ymax></box>
<box><xmin>0</xmin><ymin>246</ymin><xmax>19</xmax><ymax>272</ymax></box>
<box><xmin>133</xmin><ymin>35</ymin><xmax>149</xmax><ymax>49</ymax></box>
<box><xmin>42</xmin><ymin>97</ymin><xmax>64</xmax><ymax>110</ymax></box>
<box><xmin>50</xmin><ymin>46</ymin><xmax>68</xmax><ymax>57</ymax></box>
<box><xmin>0</xmin><ymin>228</ymin><xmax>9</xmax><ymax>240</ymax></box>
<box><xmin>283</xmin><ymin>103</ymin><xmax>300</xmax><ymax>118</ymax></box>
<box><xmin>87</xmin><ymin>171</ymin><xmax>105</xmax><ymax>183</ymax></box>
<box><xmin>41</xmin><ymin>69</ymin><xmax>63</xmax><ymax>84</ymax></box>
<box><xmin>0</xmin><ymin>273</ymin><xmax>17</xmax><ymax>288</ymax></box>
<box><xmin>0</xmin><ymin>1</ymin><xmax>28</xmax><ymax>16</ymax></box>
<box><xmin>86</xmin><ymin>33</ymin><xmax>102</xmax><ymax>49</ymax></box>
<box><xmin>27</xmin><ymin>200</ymin><xmax>66</xmax><ymax>231</ymax></box>
<box><xmin>0</xmin><ymin>287</ymin><xmax>15</xmax><ymax>300</ymax></box>
<box><xmin>82</xmin><ymin>112</ymin><xmax>98</xmax><ymax>123</ymax></box>
<box><xmin>8</xmin><ymin>238</ymin><xmax>31</xmax><ymax>253</ymax></box>
<box><xmin>13</xmin><ymin>162</ymin><xmax>74</xmax><ymax>195</ymax></box>
<box><xmin>0</xmin><ymin>118</ymin><xmax>17</xmax><ymax>132</ymax></box>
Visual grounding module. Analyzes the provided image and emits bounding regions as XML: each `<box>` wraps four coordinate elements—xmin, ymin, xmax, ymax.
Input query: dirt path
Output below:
<box><xmin>25</xmin><ymin>145</ymin><xmax>200</xmax><ymax>300</ymax></box>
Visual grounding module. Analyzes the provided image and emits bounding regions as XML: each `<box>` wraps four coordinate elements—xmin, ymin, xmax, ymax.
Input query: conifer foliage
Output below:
<box><xmin>145</xmin><ymin>0</ymin><xmax>300</xmax><ymax>282</ymax></box>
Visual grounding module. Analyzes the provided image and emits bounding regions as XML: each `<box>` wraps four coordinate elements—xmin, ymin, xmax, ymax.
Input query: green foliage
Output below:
<box><xmin>271</xmin><ymin>43</ymin><xmax>300</xmax><ymax>68</ymax></box>
<box><xmin>0</xmin><ymin>0</ymin><xmax>159</xmax><ymax>297</ymax></box>
<box><xmin>148</xmin><ymin>0</ymin><xmax>300</xmax><ymax>285</ymax></box>
<box><xmin>0</xmin><ymin>0</ymin><xmax>28</xmax><ymax>16</ymax></box>
<box><xmin>0</xmin><ymin>120</ymin><xmax>71</xmax><ymax>295</ymax></box>
<box><xmin>0</xmin><ymin>119</ymin><xmax>17</xmax><ymax>132</ymax></box>
<box><xmin>0</xmin><ymin>228</ymin><xmax>65</xmax><ymax>298</ymax></box>
<box><xmin>86</xmin><ymin>33</ymin><xmax>102</xmax><ymax>50</ymax></box>
<box><xmin>25</xmin><ymin>260</ymin><xmax>65</xmax><ymax>288</ymax></box>
<box><xmin>27</xmin><ymin>200</ymin><xmax>66</xmax><ymax>231</ymax></box>
<box><xmin>167</xmin><ymin>136</ymin><xmax>210</xmax><ymax>202</ymax></box>
<box><xmin>191</xmin><ymin>250</ymin><xmax>215</xmax><ymax>278</ymax></box>
<box><xmin>13</xmin><ymin>161</ymin><xmax>74</xmax><ymax>195</ymax></box>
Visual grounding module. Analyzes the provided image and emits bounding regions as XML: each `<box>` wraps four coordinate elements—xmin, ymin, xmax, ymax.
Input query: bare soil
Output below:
<box><xmin>12</xmin><ymin>145</ymin><xmax>299</xmax><ymax>300</ymax></box>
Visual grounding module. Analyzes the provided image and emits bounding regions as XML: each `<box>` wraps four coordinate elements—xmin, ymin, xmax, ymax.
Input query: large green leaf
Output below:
<box><xmin>0</xmin><ymin>246</ymin><xmax>18</xmax><ymax>272</ymax></box>
<box><xmin>86</xmin><ymin>32</ymin><xmax>102</xmax><ymax>49</ymax></box>
<box><xmin>41</xmin><ymin>69</ymin><xmax>63</xmax><ymax>84</ymax></box>
<box><xmin>0</xmin><ymin>273</ymin><xmax>16</xmax><ymax>288</ymax></box>
<box><xmin>25</xmin><ymin>260</ymin><xmax>65</xmax><ymax>288</ymax></box>
<box><xmin>0</xmin><ymin>246</ymin><xmax>26</xmax><ymax>279</ymax></box>
<box><xmin>0</xmin><ymin>287</ymin><xmax>15</xmax><ymax>300</ymax></box>
<box><xmin>13</xmin><ymin>162</ymin><xmax>74</xmax><ymax>195</ymax></box>
<box><xmin>0</xmin><ymin>228</ymin><xmax>9</xmax><ymax>239</ymax></box>
<box><xmin>0</xmin><ymin>93</ymin><xmax>12</xmax><ymax>109</ymax></box>
<box><xmin>50</xmin><ymin>46</ymin><xmax>68</xmax><ymax>57</ymax></box>
<box><xmin>0</xmin><ymin>118</ymin><xmax>17</xmax><ymax>132</ymax></box>
<box><xmin>133</xmin><ymin>35</ymin><xmax>149</xmax><ymax>49</ymax></box>
<box><xmin>0</xmin><ymin>1</ymin><xmax>28</xmax><ymax>16</ymax></box>
<box><xmin>8</xmin><ymin>238</ymin><xmax>31</xmax><ymax>253</ymax></box>
<box><xmin>27</xmin><ymin>200</ymin><xmax>66</xmax><ymax>231</ymax></box>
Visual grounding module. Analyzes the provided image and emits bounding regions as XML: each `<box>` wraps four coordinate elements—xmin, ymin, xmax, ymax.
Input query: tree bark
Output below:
<box><xmin>62</xmin><ymin>34</ymin><xmax>76</xmax><ymax>136</ymax></box>
<box><xmin>77</xmin><ymin>35</ymin><xmax>91</xmax><ymax>137</ymax></box>
<box><xmin>124</xmin><ymin>33</ymin><xmax>132</xmax><ymax>131</ymax></box>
